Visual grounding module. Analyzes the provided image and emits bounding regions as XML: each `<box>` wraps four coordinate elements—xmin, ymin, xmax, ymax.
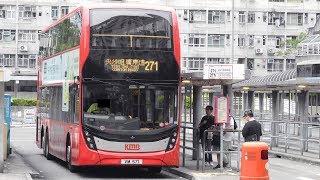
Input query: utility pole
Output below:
<box><xmin>0</xmin><ymin>70</ymin><xmax>4</xmax><ymax>172</ymax></box>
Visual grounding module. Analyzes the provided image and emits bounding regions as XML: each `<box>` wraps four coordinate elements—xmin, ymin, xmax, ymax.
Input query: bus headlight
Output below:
<box><xmin>165</xmin><ymin>130</ymin><xmax>178</xmax><ymax>152</ymax></box>
<box><xmin>83</xmin><ymin>130</ymin><xmax>97</xmax><ymax>150</ymax></box>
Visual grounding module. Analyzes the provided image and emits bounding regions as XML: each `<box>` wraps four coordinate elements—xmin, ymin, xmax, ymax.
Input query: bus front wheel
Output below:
<box><xmin>66</xmin><ymin>143</ymin><xmax>78</xmax><ymax>173</ymax></box>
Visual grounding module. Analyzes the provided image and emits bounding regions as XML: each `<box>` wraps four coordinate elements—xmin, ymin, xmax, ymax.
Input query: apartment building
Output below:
<box><xmin>0</xmin><ymin>0</ymin><xmax>79</xmax><ymax>98</ymax></box>
<box><xmin>1</xmin><ymin>0</ymin><xmax>320</xmax><ymax>97</ymax></box>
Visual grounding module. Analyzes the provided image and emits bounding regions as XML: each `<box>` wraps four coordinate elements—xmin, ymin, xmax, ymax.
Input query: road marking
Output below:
<box><xmin>296</xmin><ymin>177</ymin><xmax>315</xmax><ymax>180</ymax></box>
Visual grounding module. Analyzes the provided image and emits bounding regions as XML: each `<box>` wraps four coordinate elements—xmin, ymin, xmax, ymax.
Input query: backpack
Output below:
<box><xmin>230</xmin><ymin>115</ymin><xmax>238</xmax><ymax>130</ymax></box>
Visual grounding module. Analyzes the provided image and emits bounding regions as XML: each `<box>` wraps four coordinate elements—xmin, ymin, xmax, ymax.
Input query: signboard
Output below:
<box><xmin>24</xmin><ymin>109</ymin><xmax>36</xmax><ymax>124</ymax></box>
<box><xmin>104</xmin><ymin>58</ymin><xmax>159</xmax><ymax>73</ymax></box>
<box><xmin>214</xmin><ymin>96</ymin><xmax>230</xmax><ymax>124</ymax></box>
<box><xmin>203</xmin><ymin>64</ymin><xmax>245</xmax><ymax>80</ymax></box>
<box><xmin>4</xmin><ymin>94</ymin><xmax>11</xmax><ymax>155</ymax></box>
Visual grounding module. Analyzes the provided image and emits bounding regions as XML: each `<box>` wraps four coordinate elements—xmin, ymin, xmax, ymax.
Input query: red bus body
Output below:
<box><xmin>36</xmin><ymin>3</ymin><xmax>181</xmax><ymax>171</ymax></box>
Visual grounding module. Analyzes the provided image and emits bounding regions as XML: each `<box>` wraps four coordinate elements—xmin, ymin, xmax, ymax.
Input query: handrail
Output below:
<box><xmin>180</xmin><ymin>125</ymin><xmax>200</xmax><ymax>170</ymax></box>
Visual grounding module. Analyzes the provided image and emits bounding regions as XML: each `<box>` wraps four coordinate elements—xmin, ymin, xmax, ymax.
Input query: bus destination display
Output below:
<box><xmin>105</xmin><ymin>58</ymin><xmax>159</xmax><ymax>73</ymax></box>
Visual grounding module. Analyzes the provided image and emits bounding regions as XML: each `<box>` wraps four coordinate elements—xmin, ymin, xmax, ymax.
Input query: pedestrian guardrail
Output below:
<box><xmin>180</xmin><ymin>125</ymin><xmax>200</xmax><ymax>170</ymax></box>
<box><xmin>202</xmin><ymin>128</ymin><xmax>242</xmax><ymax>172</ymax></box>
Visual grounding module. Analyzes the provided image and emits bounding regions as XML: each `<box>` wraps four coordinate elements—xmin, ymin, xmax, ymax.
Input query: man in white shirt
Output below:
<box><xmin>213</xmin><ymin>115</ymin><xmax>234</xmax><ymax>169</ymax></box>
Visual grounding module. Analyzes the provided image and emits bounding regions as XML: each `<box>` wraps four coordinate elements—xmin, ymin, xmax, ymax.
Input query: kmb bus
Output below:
<box><xmin>36</xmin><ymin>3</ymin><xmax>181</xmax><ymax>173</ymax></box>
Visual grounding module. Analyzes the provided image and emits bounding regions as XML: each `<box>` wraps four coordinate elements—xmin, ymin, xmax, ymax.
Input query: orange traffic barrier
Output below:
<box><xmin>240</xmin><ymin>142</ymin><xmax>269</xmax><ymax>180</ymax></box>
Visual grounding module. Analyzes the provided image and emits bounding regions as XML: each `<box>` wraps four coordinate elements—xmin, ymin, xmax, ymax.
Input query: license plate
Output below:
<box><xmin>121</xmin><ymin>159</ymin><xmax>143</xmax><ymax>165</ymax></box>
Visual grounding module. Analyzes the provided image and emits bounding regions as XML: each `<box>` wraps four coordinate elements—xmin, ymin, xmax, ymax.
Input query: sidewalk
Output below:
<box><xmin>166</xmin><ymin>147</ymin><xmax>320</xmax><ymax>179</ymax></box>
<box><xmin>166</xmin><ymin>153</ymin><xmax>240</xmax><ymax>180</ymax></box>
<box><xmin>0</xmin><ymin>150</ymin><xmax>38</xmax><ymax>180</ymax></box>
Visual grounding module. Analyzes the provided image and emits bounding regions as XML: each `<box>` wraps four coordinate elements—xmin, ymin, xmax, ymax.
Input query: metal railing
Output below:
<box><xmin>202</xmin><ymin>128</ymin><xmax>242</xmax><ymax>172</ymax></box>
<box><xmin>180</xmin><ymin>125</ymin><xmax>200</xmax><ymax>170</ymax></box>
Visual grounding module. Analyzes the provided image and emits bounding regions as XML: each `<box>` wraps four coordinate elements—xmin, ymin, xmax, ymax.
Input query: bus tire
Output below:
<box><xmin>67</xmin><ymin>142</ymin><xmax>78</xmax><ymax>173</ymax></box>
<box><xmin>44</xmin><ymin>132</ymin><xmax>52</xmax><ymax>160</ymax></box>
<box><xmin>148</xmin><ymin>167</ymin><xmax>162</xmax><ymax>174</ymax></box>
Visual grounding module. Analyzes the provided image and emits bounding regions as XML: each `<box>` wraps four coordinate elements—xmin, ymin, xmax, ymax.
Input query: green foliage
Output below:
<box><xmin>277</xmin><ymin>32</ymin><xmax>307</xmax><ymax>57</ymax></box>
<box><xmin>11</xmin><ymin>98</ymin><xmax>37</xmax><ymax>106</ymax></box>
<box><xmin>158</xmin><ymin>95</ymin><xmax>164</xmax><ymax>105</ymax></box>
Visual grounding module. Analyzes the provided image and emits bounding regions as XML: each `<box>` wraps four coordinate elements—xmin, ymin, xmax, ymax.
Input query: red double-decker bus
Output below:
<box><xmin>36</xmin><ymin>3</ymin><xmax>181</xmax><ymax>173</ymax></box>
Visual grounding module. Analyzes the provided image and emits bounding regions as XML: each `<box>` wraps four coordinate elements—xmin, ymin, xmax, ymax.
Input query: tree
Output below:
<box><xmin>277</xmin><ymin>32</ymin><xmax>307</xmax><ymax>57</ymax></box>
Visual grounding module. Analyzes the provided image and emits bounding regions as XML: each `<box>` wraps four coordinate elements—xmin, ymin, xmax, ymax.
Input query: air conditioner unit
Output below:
<box><xmin>255</xmin><ymin>48</ymin><xmax>263</xmax><ymax>54</ymax></box>
<box><xmin>268</xmin><ymin>48</ymin><xmax>275</xmax><ymax>54</ymax></box>
<box><xmin>19</xmin><ymin>45</ymin><xmax>28</xmax><ymax>52</ymax></box>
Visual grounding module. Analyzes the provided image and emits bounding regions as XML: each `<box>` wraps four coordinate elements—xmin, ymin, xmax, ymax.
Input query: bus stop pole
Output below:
<box><xmin>0</xmin><ymin>70</ymin><xmax>5</xmax><ymax>172</ymax></box>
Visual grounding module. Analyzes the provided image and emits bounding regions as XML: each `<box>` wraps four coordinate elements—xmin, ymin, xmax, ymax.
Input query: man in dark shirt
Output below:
<box><xmin>242</xmin><ymin>109</ymin><xmax>262</xmax><ymax>142</ymax></box>
<box><xmin>198</xmin><ymin>105</ymin><xmax>215</xmax><ymax>165</ymax></box>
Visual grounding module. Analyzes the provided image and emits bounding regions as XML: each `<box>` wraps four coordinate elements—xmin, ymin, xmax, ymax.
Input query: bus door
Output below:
<box><xmin>68</xmin><ymin>83</ymin><xmax>79</xmax><ymax>127</ymax></box>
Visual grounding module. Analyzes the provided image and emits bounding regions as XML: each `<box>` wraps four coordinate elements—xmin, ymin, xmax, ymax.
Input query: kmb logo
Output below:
<box><xmin>125</xmin><ymin>144</ymin><xmax>140</xmax><ymax>150</ymax></box>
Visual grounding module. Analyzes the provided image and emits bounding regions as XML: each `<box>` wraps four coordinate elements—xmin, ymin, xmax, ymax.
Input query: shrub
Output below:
<box><xmin>11</xmin><ymin>98</ymin><xmax>37</xmax><ymax>106</ymax></box>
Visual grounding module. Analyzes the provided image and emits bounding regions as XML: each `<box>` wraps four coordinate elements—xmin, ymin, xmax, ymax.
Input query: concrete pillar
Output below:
<box><xmin>298</xmin><ymin>90</ymin><xmax>309</xmax><ymax>151</ymax></box>
<box><xmin>243</xmin><ymin>92</ymin><xmax>248</xmax><ymax>110</ymax></box>
<box><xmin>271</xmin><ymin>90</ymin><xmax>279</xmax><ymax>147</ymax></box>
<box><xmin>209</xmin><ymin>93</ymin><xmax>213</xmax><ymax>106</ymax></box>
<box><xmin>247</xmin><ymin>91</ymin><xmax>254</xmax><ymax>110</ymax></box>
<box><xmin>14</xmin><ymin>80</ymin><xmax>19</xmax><ymax>98</ymax></box>
<box><xmin>192</xmin><ymin>85</ymin><xmax>203</xmax><ymax>159</ymax></box>
<box><xmin>259</xmin><ymin>93</ymin><xmax>264</xmax><ymax>119</ymax></box>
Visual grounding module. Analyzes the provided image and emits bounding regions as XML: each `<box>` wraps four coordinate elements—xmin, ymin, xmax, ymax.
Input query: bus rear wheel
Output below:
<box><xmin>43</xmin><ymin>133</ymin><xmax>52</xmax><ymax>160</ymax></box>
<box><xmin>148</xmin><ymin>167</ymin><xmax>162</xmax><ymax>174</ymax></box>
<box><xmin>66</xmin><ymin>143</ymin><xmax>78</xmax><ymax>173</ymax></box>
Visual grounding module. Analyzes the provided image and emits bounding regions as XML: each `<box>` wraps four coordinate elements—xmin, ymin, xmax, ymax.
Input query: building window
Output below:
<box><xmin>0</xmin><ymin>6</ymin><xmax>6</xmax><ymax>18</ymax></box>
<box><xmin>239</xmin><ymin>11</ymin><xmax>245</xmax><ymax>24</ymax></box>
<box><xmin>286</xmin><ymin>59</ymin><xmax>295</xmax><ymax>70</ymax></box>
<box><xmin>3</xmin><ymin>54</ymin><xmax>15</xmax><ymax>67</ymax></box>
<box><xmin>61</xmin><ymin>6</ymin><xmax>69</xmax><ymax>17</ymax></box>
<box><xmin>189</xmin><ymin>34</ymin><xmax>206</xmax><ymax>47</ymax></box>
<box><xmin>182</xmin><ymin>58</ymin><xmax>186</xmax><ymax>68</ymax></box>
<box><xmin>248</xmin><ymin>35</ymin><xmax>254</xmax><ymax>47</ymax></box>
<box><xmin>286</xmin><ymin>36</ymin><xmax>297</xmax><ymax>48</ymax></box>
<box><xmin>18</xmin><ymin>30</ymin><xmax>36</xmax><ymax>41</ymax></box>
<box><xmin>29</xmin><ymin>55</ymin><xmax>36</xmax><ymax>68</ymax></box>
<box><xmin>51</xmin><ymin>6</ymin><xmax>58</xmax><ymax>19</ymax></box>
<box><xmin>208</xmin><ymin>10</ymin><xmax>225</xmax><ymax>24</ymax></box>
<box><xmin>268</xmin><ymin>12</ymin><xmax>285</xmax><ymax>26</ymax></box>
<box><xmin>18</xmin><ymin>55</ymin><xmax>28</xmax><ymax>67</ymax></box>
<box><xmin>185</xmin><ymin>57</ymin><xmax>205</xmax><ymax>70</ymax></box>
<box><xmin>263</xmin><ymin>12</ymin><xmax>267</xmax><ymax>22</ymax></box>
<box><xmin>207</xmin><ymin>58</ymin><xmax>230</xmax><ymax>64</ymax></box>
<box><xmin>287</xmin><ymin>0</ymin><xmax>302</xmax><ymax>2</ymax></box>
<box><xmin>262</xmin><ymin>35</ymin><xmax>267</xmax><ymax>45</ymax></box>
<box><xmin>247</xmin><ymin>58</ymin><xmax>254</xmax><ymax>70</ymax></box>
<box><xmin>248</xmin><ymin>12</ymin><xmax>255</xmax><ymax>23</ymax></box>
<box><xmin>7</xmin><ymin>6</ymin><xmax>16</xmax><ymax>19</ymax></box>
<box><xmin>287</xmin><ymin>13</ymin><xmax>303</xmax><ymax>26</ymax></box>
<box><xmin>0</xmin><ymin>29</ymin><xmax>16</xmax><ymax>41</ymax></box>
<box><xmin>238</xmin><ymin>35</ymin><xmax>245</xmax><ymax>47</ymax></box>
<box><xmin>19</xmin><ymin>6</ymin><xmax>36</xmax><ymax>19</ymax></box>
<box><xmin>267</xmin><ymin>59</ymin><xmax>283</xmax><ymax>72</ymax></box>
<box><xmin>208</xmin><ymin>34</ymin><xmax>225</xmax><ymax>47</ymax></box>
<box><xmin>267</xmin><ymin>36</ymin><xmax>283</xmax><ymax>48</ymax></box>
<box><xmin>189</xmin><ymin>10</ymin><xmax>206</xmax><ymax>23</ymax></box>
